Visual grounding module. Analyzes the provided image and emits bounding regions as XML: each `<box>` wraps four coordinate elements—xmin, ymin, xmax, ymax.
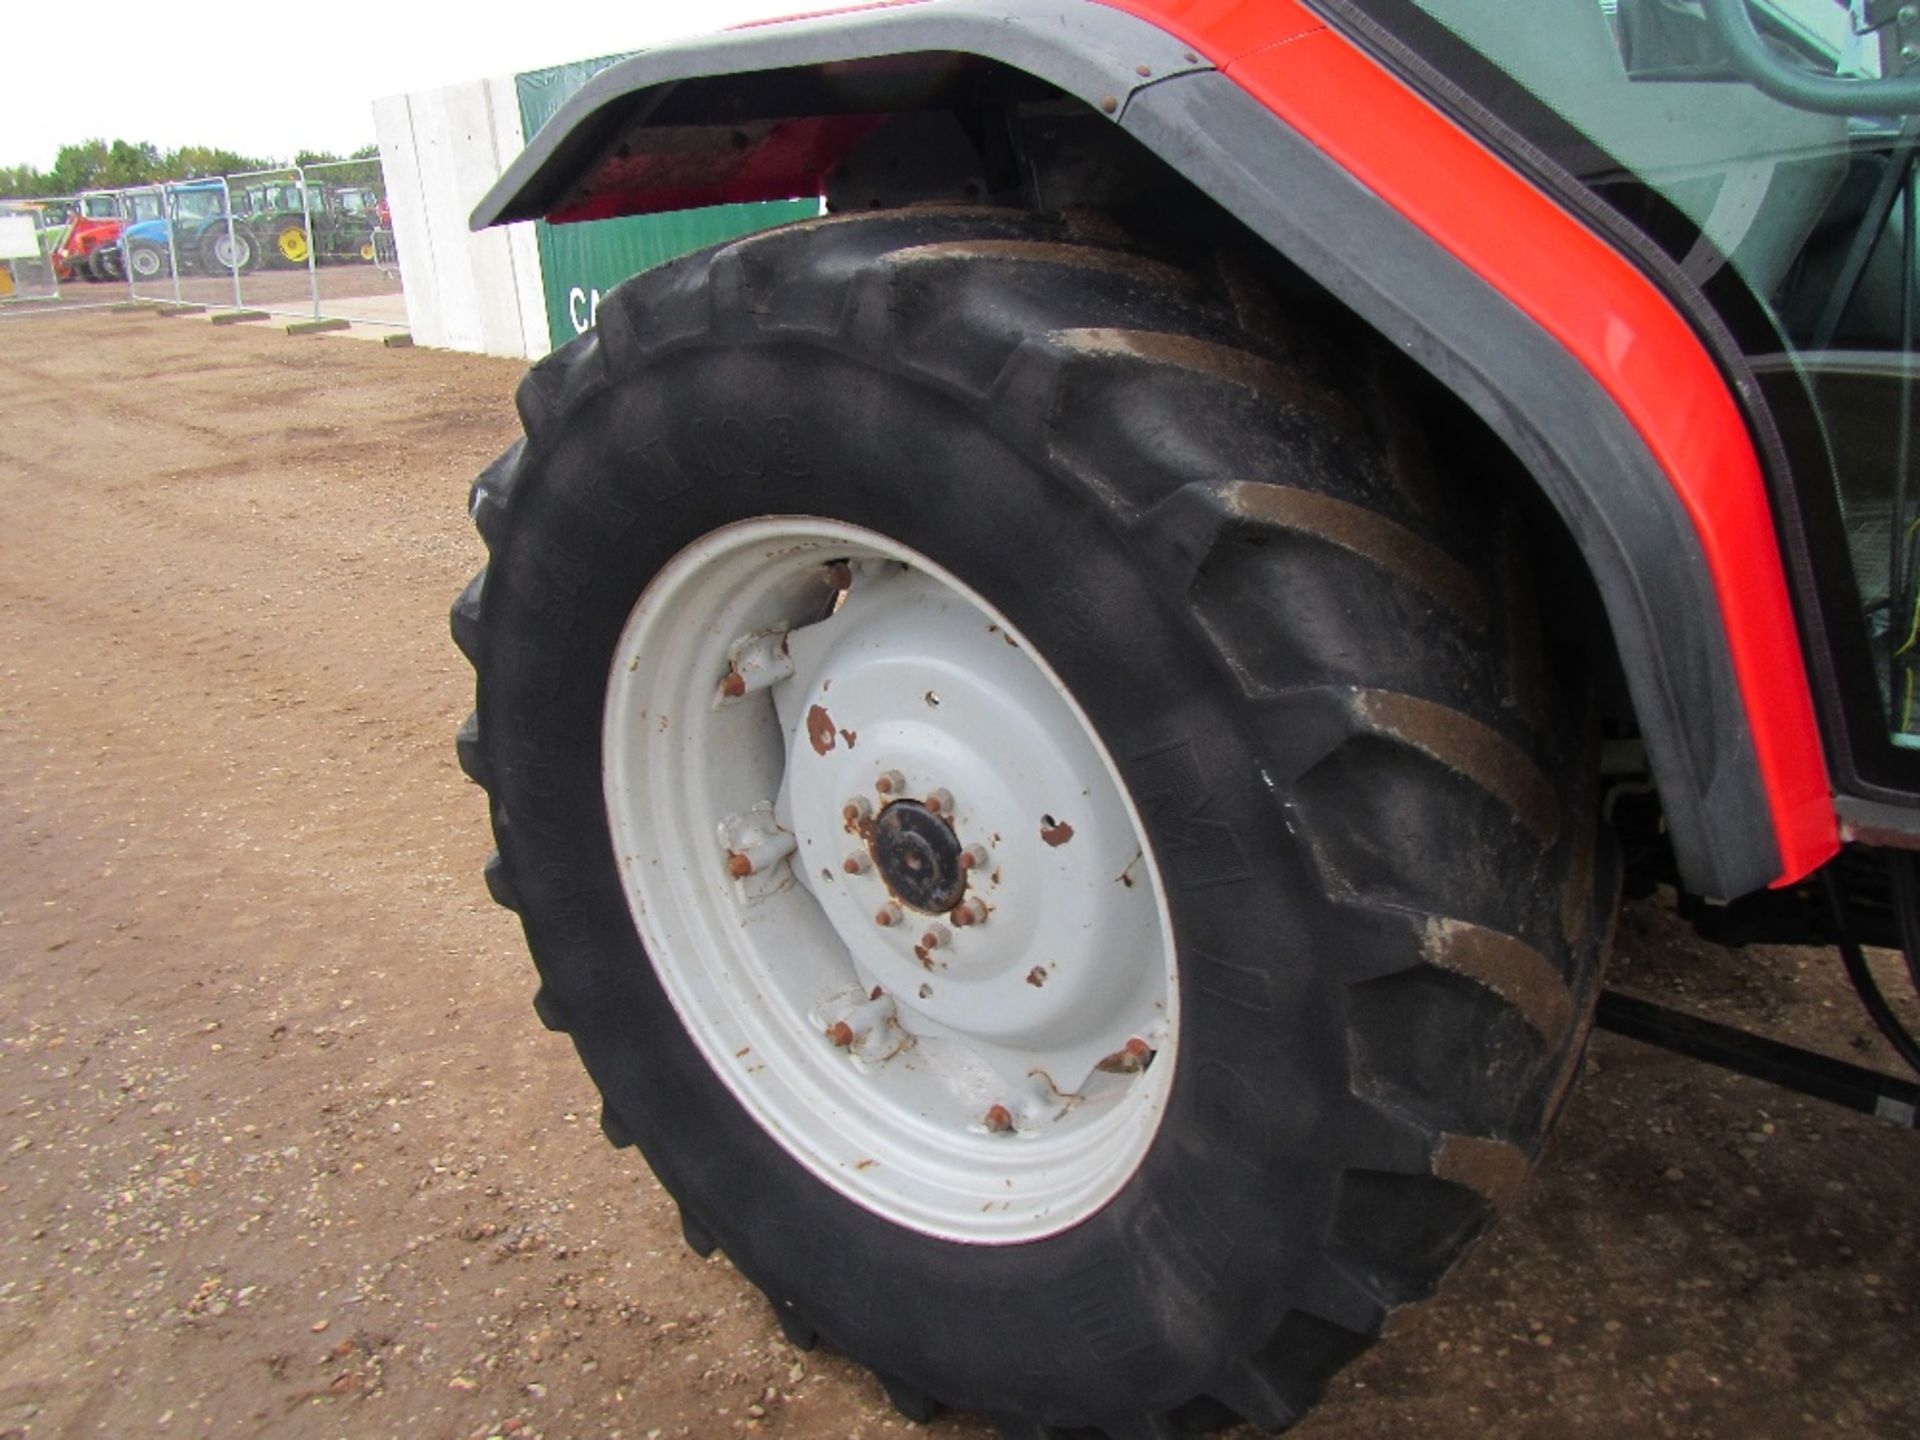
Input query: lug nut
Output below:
<box><xmin>920</xmin><ymin>925</ymin><xmax>951</xmax><ymax>951</ymax></box>
<box><xmin>1094</xmin><ymin>1038</ymin><xmax>1155</xmax><ymax>1074</ymax></box>
<box><xmin>843</xmin><ymin>795</ymin><xmax>873</xmax><ymax>826</ymax></box>
<box><xmin>874</xmin><ymin>903</ymin><xmax>902</xmax><ymax>928</ymax></box>
<box><xmin>719</xmin><ymin>821</ymin><xmax>796</xmax><ymax>881</ymax></box>
<box><xmin>950</xmin><ymin>899</ymin><xmax>986</xmax><ymax>927</ymax></box>
<box><xmin>982</xmin><ymin>1104</ymin><xmax>1015</xmax><ymax>1134</ymax></box>
<box><xmin>875</xmin><ymin>770</ymin><xmax>906</xmax><ymax>797</ymax></box>
<box><xmin>959</xmin><ymin>845</ymin><xmax>989</xmax><ymax>871</ymax></box>
<box><xmin>826</xmin><ymin>1020</ymin><xmax>855</xmax><ymax>1048</ymax></box>
<box><xmin>925</xmin><ymin>788</ymin><xmax>954</xmax><ymax>816</ymax></box>
<box><xmin>842</xmin><ymin>853</ymin><xmax>870</xmax><ymax>875</ymax></box>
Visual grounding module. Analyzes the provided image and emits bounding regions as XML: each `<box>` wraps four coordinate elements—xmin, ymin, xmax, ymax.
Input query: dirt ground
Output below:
<box><xmin>6</xmin><ymin>261</ymin><xmax>401</xmax><ymax>320</ymax></box>
<box><xmin>0</xmin><ymin>311</ymin><xmax>1916</xmax><ymax>1440</ymax></box>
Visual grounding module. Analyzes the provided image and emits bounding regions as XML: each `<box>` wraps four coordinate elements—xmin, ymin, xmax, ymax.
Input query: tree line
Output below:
<box><xmin>0</xmin><ymin>139</ymin><xmax>381</xmax><ymax>199</ymax></box>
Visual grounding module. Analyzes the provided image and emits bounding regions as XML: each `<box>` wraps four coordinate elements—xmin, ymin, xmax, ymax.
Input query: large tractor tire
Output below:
<box><xmin>201</xmin><ymin>226</ymin><xmax>255</xmax><ymax>274</ymax></box>
<box><xmin>452</xmin><ymin>208</ymin><xmax>1613</xmax><ymax>1436</ymax></box>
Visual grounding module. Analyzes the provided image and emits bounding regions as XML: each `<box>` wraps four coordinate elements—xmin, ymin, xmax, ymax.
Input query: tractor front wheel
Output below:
<box><xmin>452</xmin><ymin>208</ymin><xmax>1612</xmax><ymax>1436</ymax></box>
<box><xmin>126</xmin><ymin>243</ymin><xmax>166</xmax><ymax>281</ymax></box>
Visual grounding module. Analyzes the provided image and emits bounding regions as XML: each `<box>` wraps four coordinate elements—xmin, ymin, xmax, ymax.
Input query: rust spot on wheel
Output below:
<box><xmin>983</xmin><ymin>1104</ymin><xmax>1014</xmax><ymax>1133</ymax></box>
<box><xmin>1040</xmin><ymin>815</ymin><xmax>1074</xmax><ymax>847</ymax></box>
<box><xmin>807</xmin><ymin>705</ymin><xmax>837</xmax><ymax>756</ymax></box>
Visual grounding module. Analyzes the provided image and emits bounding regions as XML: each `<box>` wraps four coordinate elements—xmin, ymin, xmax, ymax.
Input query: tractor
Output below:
<box><xmin>120</xmin><ymin>179</ymin><xmax>253</xmax><ymax>280</ymax></box>
<box><xmin>450</xmin><ymin>1</ymin><xmax>1920</xmax><ymax>1434</ymax></box>
<box><xmin>50</xmin><ymin>189</ymin><xmax>155</xmax><ymax>282</ymax></box>
<box><xmin>237</xmin><ymin>180</ymin><xmax>380</xmax><ymax>268</ymax></box>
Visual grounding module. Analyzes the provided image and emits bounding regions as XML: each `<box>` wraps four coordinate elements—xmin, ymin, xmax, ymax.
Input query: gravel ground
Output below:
<box><xmin>0</xmin><ymin>311</ymin><xmax>1916</xmax><ymax>1440</ymax></box>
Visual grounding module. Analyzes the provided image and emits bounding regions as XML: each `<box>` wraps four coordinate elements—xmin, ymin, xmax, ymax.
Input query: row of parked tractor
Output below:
<box><xmin>50</xmin><ymin>178</ymin><xmax>392</xmax><ymax>283</ymax></box>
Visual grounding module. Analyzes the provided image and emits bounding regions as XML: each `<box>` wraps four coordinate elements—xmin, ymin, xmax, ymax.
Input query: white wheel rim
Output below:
<box><xmin>603</xmin><ymin>518</ymin><xmax>1178</xmax><ymax>1243</ymax></box>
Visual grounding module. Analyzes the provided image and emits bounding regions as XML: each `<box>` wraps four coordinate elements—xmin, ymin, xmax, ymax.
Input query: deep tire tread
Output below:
<box><xmin>530</xmin><ymin>985</ymin><xmax>569</xmax><ymax>1034</ymax></box>
<box><xmin>481</xmin><ymin>851</ymin><xmax>517</xmax><ymax>911</ymax></box>
<box><xmin>769</xmin><ymin>1297</ymin><xmax>818</xmax><ymax>1352</ymax></box>
<box><xmin>678</xmin><ymin>1206</ymin><xmax>717</xmax><ymax>1258</ymax></box>
<box><xmin>600</xmin><ymin>1102</ymin><xmax>636</xmax><ymax>1150</ymax></box>
<box><xmin>454</xmin><ymin>711</ymin><xmax>488</xmax><ymax>788</ymax></box>
<box><xmin>449</xmin><ymin>572</ymin><xmax>484</xmax><ymax>666</ymax></box>
<box><xmin>453</xmin><ymin>206</ymin><xmax>1612</xmax><ymax>1440</ymax></box>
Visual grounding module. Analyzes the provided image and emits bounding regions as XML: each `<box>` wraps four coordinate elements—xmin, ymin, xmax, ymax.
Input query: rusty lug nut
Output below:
<box><xmin>726</xmin><ymin>852</ymin><xmax>755</xmax><ymax>878</ymax></box>
<box><xmin>1094</xmin><ymin>1037</ymin><xmax>1155</xmax><ymax>1074</ymax></box>
<box><xmin>875</xmin><ymin>770</ymin><xmax>906</xmax><ymax>797</ymax></box>
<box><xmin>874</xmin><ymin>903</ymin><xmax>902</xmax><ymax>928</ymax></box>
<box><xmin>842</xmin><ymin>795</ymin><xmax>873</xmax><ymax>826</ymax></box>
<box><xmin>826</xmin><ymin>1020</ymin><xmax>855</xmax><ymax>1048</ymax></box>
<box><xmin>925</xmin><ymin>787</ymin><xmax>954</xmax><ymax>816</ymax></box>
<box><xmin>920</xmin><ymin>924</ymin><xmax>951</xmax><ymax>951</ymax></box>
<box><xmin>983</xmin><ymin>1104</ymin><xmax>1015</xmax><ymax>1134</ymax></box>
<box><xmin>842</xmin><ymin>853</ymin><xmax>870</xmax><ymax>875</ymax></box>
<box><xmin>719</xmin><ymin>671</ymin><xmax>748</xmax><ymax>699</ymax></box>
<box><xmin>826</xmin><ymin>562</ymin><xmax>854</xmax><ymax>592</ymax></box>
<box><xmin>959</xmin><ymin>845</ymin><xmax>989</xmax><ymax>871</ymax></box>
<box><xmin>950</xmin><ymin>899</ymin><xmax>986</xmax><ymax>928</ymax></box>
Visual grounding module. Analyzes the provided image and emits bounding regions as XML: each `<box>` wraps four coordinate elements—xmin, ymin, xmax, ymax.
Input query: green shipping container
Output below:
<box><xmin>515</xmin><ymin>56</ymin><xmax>818</xmax><ymax>354</ymax></box>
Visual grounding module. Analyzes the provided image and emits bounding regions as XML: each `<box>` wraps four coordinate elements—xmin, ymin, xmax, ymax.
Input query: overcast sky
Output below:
<box><xmin>1</xmin><ymin>0</ymin><xmax>806</xmax><ymax>173</ymax></box>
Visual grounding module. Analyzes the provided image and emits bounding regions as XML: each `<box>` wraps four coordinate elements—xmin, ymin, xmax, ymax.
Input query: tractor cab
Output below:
<box><xmin>1387</xmin><ymin>0</ymin><xmax>1920</xmax><ymax>815</ymax></box>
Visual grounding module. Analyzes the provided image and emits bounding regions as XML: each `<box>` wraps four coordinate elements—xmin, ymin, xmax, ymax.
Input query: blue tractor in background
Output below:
<box><xmin>119</xmin><ymin>180</ymin><xmax>255</xmax><ymax>279</ymax></box>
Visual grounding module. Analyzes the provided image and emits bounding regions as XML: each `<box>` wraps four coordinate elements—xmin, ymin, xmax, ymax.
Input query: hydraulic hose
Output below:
<box><xmin>1822</xmin><ymin>862</ymin><xmax>1920</xmax><ymax>1076</ymax></box>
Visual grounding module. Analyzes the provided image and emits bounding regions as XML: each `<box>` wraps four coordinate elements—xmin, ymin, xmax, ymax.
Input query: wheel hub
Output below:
<box><xmin>869</xmin><ymin>800</ymin><xmax>966</xmax><ymax>913</ymax></box>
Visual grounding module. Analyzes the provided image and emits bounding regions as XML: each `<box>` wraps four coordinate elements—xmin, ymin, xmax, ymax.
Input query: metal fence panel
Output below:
<box><xmin>121</xmin><ymin>185</ymin><xmax>179</xmax><ymax>305</ymax></box>
<box><xmin>0</xmin><ymin>193</ymin><xmax>143</xmax><ymax>317</ymax></box>
<box><xmin>301</xmin><ymin>157</ymin><xmax>407</xmax><ymax>330</ymax></box>
<box><xmin>223</xmin><ymin>166</ymin><xmax>320</xmax><ymax>319</ymax></box>
<box><xmin>56</xmin><ymin>190</ymin><xmax>128</xmax><ymax>287</ymax></box>
<box><xmin>0</xmin><ymin>199</ymin><xmax>63</xmax><ymax>303</ymax></box>
<box><xmin>4</xmin><ymin>151</ymin><xmax>414</xmax><ymax>332</ymax></box>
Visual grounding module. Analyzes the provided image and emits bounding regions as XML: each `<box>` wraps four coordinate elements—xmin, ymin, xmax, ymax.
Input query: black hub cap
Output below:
<box><xmin>870</xmin><ymin>800</ymin><xmax>966</xmax><ymax>914</ymax></box>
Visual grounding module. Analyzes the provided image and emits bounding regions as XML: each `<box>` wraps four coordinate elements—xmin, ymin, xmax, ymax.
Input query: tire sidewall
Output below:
<box><xmin>481</xmin><ymin>340</ymin><xmax>1360</xmax><ymax>1417</ymax></box>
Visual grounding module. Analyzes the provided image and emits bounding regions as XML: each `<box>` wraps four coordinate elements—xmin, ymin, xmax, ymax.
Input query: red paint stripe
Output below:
<box><xmin>1100</xmin><ymin>0</ymin><xmax>1837</xmax><ymax>883</ymax></box>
